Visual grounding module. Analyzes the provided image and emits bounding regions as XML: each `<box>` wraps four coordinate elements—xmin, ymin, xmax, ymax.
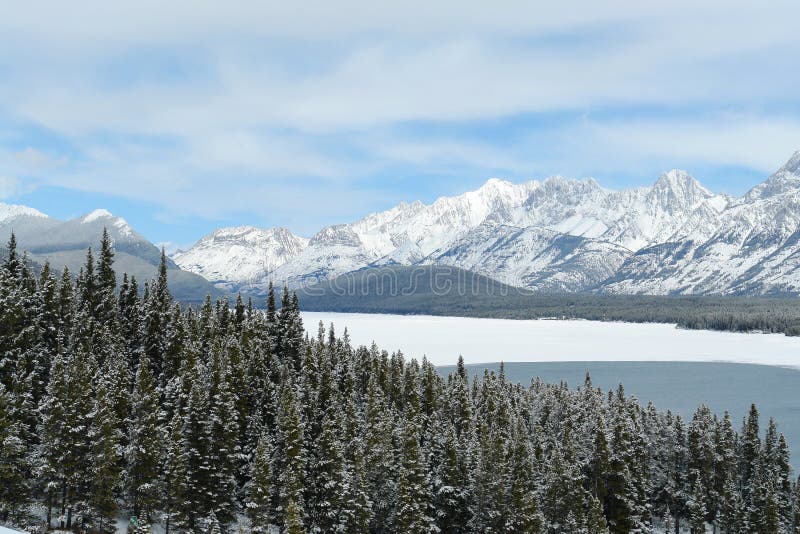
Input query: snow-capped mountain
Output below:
<box><xmin>173</xmin><ymin>164</ymin><xmax>726</xmax><ymax>292</ymax></box>
<box><xmin>0</xmin><ymin>201</ymin><xmax>49</xmax><ymax>225</ymax></box>
<box><xmin>172</xmin><ymin>226</ymin><xmax>309</xmax><ymax>291</ymax></box>
<box><xmin>0</xmin><ymin>207</ymin><xmax>221</xmax><ymax>301</ymax></box>
<box><xmin>602</xmin><ymin>152</ymin><xmax>800</xmax><ymax>295</ymax></box>
<box><xmin>173</xmin><ymin>150</ymin><xmax>800</xmax><ymax>296</ymax></box>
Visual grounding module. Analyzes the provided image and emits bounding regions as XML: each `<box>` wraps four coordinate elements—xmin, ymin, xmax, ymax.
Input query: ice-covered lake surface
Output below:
<box><xmin>301</xmin><ymin>312</ymin><xmax>800</xmax><ymax>367</ymax></box>
<box><xmin>302</xmin><ymin>312</ymin><xmax>800</xmax><ymax>466</ymax></box>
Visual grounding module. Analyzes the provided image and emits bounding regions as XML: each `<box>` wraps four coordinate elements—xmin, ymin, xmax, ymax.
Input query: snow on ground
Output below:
<box><xmin>302</xmin><ymin>312</ymin><xmax>800</xmax><ymax>368</ymax></box>
<box><xmin>0</xmin><ymin>525</ymin><xmax>29</xmax><ymax>534</ymax></box>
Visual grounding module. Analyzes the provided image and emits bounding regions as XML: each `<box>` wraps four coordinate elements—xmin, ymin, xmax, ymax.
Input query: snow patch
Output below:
<box><xmin>81</xmin><ymin>208</ymin><xmax>113</xmax><ymax>223</ymax></box>
<box><xmin>0</xmin><ymin>202</ymin><xmax>48</xmax><ymax>224</ymax></box>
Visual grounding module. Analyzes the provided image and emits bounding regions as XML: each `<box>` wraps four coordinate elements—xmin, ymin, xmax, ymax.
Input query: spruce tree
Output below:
<box><xmin>205</xmin><ymin>341</ymin><xmax>240</xmax><ymax>525</ymax></box>
<box><xmin>247</xmin><ymin>433</ymin><xmax>274</xmax><ymax>533</ymax></box>
<box><xmin>687</xmin><ymin>471</ymin><xmax>707</xmax><ymax>534</ymax></box>
<box><xmin>0</xmin><ymin>382</ymin><xmax>28</xmax><ymax>523</ymax></box>
<box><xmin>125</xmin><ymin>352</ymin><xmax>164</xmax><ymax>522</ymax></box>
<box><xmin>90</xmin><ymin>379</ymin><xmax>123</xmax><ymax>533</ymax></box>
<box><xmin>506</xmin><ymin>419</ymin><xmax>544</xmax><ymax>533</ymax></box>
<box><xmin>307</xmin><ymin>403</ymin><xmax>346</xmax><ymax>532</ymax></box>
<box><xmin>284</xmin><ymin>499</ymin><xmax>305</xmax><ymax>534</ymax></box>
<box><xmin>274</xmin><ymin>371</ymin><xmax>307</xmax><ymax>526</ymax></box>
<box><xmin>394</xmin><ymin>420</ymin><xmax>436</xmax><ymax>534</ymax></box>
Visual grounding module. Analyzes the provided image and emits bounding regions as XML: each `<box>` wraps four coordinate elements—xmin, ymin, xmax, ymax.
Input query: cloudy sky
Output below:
<box><xmin>1</xmin><ymin>1</ymin><xmax>799</xmax><ymax>247</ymax></box>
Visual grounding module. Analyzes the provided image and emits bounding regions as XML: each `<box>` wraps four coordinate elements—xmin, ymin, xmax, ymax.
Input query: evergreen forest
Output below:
<box><xmin>0</xmin><ymin>232</ymin><xmax>798</xmax><ymax>533</ymax></box>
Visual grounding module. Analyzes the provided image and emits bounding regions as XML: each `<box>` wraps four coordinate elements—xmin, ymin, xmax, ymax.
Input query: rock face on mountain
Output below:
<box><xmin>175</xmin><ymin>151</ymin><xmax>800</xmax><ymax>296</ymax></box>
<box><xmin>0</xmin><ymin>206</ymin><xmax>221</xmax><ymax>302</ymax></box>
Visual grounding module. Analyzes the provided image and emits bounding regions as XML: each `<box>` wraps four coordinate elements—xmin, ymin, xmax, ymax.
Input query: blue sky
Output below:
<box><xmin>1</xmin><ymin>1</ymin><xmax>800</xmax><ymax>249</ymax></box>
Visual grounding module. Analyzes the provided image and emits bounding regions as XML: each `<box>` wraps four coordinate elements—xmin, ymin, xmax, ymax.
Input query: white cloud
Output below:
<box><xmin>0</xmin><ymin>0</ymin><xmax>799</xmax><ymax>235</ymax></box>
<box><xmin>579</xmin><ymin>115</ymin><xmax>800</xmax><ymax>175</ymax></box>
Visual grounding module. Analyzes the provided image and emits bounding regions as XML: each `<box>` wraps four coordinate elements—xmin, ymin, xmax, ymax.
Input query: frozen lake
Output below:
<box><xmin>301</xmin><ymin>312</ymin><xmax>800</xmax><ymax>367</ymax></box>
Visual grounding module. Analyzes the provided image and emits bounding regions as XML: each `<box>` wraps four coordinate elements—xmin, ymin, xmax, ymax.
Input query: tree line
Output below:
<box><xmin>0</xmin><ymin>231</ymin><xmax>798</xmax><ymax>533</ymax></box>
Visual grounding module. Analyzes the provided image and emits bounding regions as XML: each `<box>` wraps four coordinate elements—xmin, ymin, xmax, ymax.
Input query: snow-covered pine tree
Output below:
<box><xmin>505</xmin><ymin>419</ymin><xmax>544</xmax><ymax>533</ymax></box>
<box><xmin>89</xmin><ymin>379</ymin><xmax>122</xmax><ymax>533</ymax></box>
<box><xmin>142</xmin><ymin>249</ymin><xmax>172</xmax><ymax>381</ymax></box>
<box><xmin>686</xmin><ymin>471</ymin><xmax>707</xmax><ymax>534</ymax></box>
<box><xmin>394</xmin><ymin>420</ymin><xmax>437</xmax><ymax>534</ymax></box>
<box><xmin>363</xmin><ymin>375</ymin><xmax>397</xmax><ymax>530</ymax></box>
<box><xmin>338</xmin><ymin>436</ymin><xmax>372</xmax><ymax>533</ymax></box>
<box><xmin>0</xmin><ymin>381</ymin><xmax>28</xmax><ymax>523</ymax></box>
<box><xmin>273</xmin><ymin>369</ymin><xmax>307</xmax><ymax>527</ymax></box>
<box><xmin>434</xmin><ymin>424</ymin><xmax>472</xmax><ymax>533</ymax></box>
<box><xmin>176</xmin><ymin>359</ymin><xmax>211</xmax><ymax>531</ymax></box>
<box><xmin>306</xmin><ymin>401</ymin><xmax>346</xmax><ymax>532</ymax></box>
<box><xmin>246</xmin><ymin>433</ymin><xmax>273</xmax><ymax>533</ymax></box>
<box><xmin>205</xmin><ymin>340</ymin><xmax>240</xmax><ymax>525</ymax></box>
<box><xmin>161</xmin><ymin>409</ymin><xmax>188</xmax><ymax>534</ymax></box>
<box><xmin>284</xmin><ymin>498</ymin><xmax>305</xmax><ymax>534</ymax></box>
<box><xmin>125</xmin><ymin>352</ymin><xmax>164</xmax><ymax>523</ymax></box>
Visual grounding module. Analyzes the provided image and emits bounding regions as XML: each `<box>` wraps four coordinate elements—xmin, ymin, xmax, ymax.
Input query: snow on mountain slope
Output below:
<box><xmin>173</xmin><ymin>150</ymin><xmax>800</xmax><ymax>296</ymax></box>
<box><xmin>0</xmin><ymin>202</ymin><xmax>48</xmax><ymax>225</ymax></box>
<box><xmin>601</xmin><ymin>151</ymin><xmax>800</xmax><ymax>295</ymax></box>
<box><xmin>430</xmin><ymin>223</ymin><xmax>631</xmax><ymax>292</ymax></box>
<box><xmin>236</xmin><ymin>171</ymin><xmax>724</xmax><ymax>291</ymax></box>
<box><xmin>173</xmin><ymin>226</ymin><xmax>308</xmax><ymax>290</ymax></box>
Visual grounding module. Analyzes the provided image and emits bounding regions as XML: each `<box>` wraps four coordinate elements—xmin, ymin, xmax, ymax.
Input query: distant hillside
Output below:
<box><xmin>297</xmin><ymin>265</ymin><xmax>526</xmax><ymax>315</ymax></box>
<box><xmin>298</xmin><ymin>265</ymin><xmax>800</xmax><ymax>336</ymax></box>
<box><xmin>0</xmin><ymin>205</ymin><xmax>223</xmax><ymax>303</ymax></box>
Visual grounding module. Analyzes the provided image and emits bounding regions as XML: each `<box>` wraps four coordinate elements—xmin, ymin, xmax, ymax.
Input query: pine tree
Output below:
<box><xmin>89</xmin><ymin>379</ymin><xmax>122</xmax><ymax>533</ymax></box>
<box><xmin>278</xmin><ymin>288</ymin><xmax>304</xmax><ymax>369</ymax></box>
<box><xmin>274</xmin><ymin>372</ymin><xmax>307</xmax><ymax>526</ymax></box>
<box><xmin>776</xmin><ymin>433</ymin><xmax>794</xmax><ymax>531</ymax></box>
<box><xmin>307</xmin><ymin>403</ymin><xmax>346</xmax><ymax>532</ymax></box>
<box><xmin>741</xmin><ymin>404</ymin><xmax>761</xmax><ymax>492</ymax></box>
<box><xmin>95</xmin><ymin>227</ymin><xmax>118</xmax><ymax>334</ymax></box>
<box><xmin>205</xmin><ymin>341</ymin><xmax>240</xmax><ymax>525</ymax></box>
<box><xmin>363</xmin><ymin>377</ymin><xmax>397</xmax><ymax>530</ymax></box>
<box><xmin>339</xmin><ymin>439</ymin><xmax>372</xmax><ymax>533</ymax></box>
<box><xmin>586</xmin><ymin>493</ymin><xmax>610</xmax><ymax>534</ymax></box>
<box><xmin>435</xmin><ymin>425</ymin><xmax>472</xmax><ymax>533</ymax></box>
<box><xmin>125</xmin><ymin>352</ymin><xmax>164</xmax><ymax>522</ymax></box>
<box><xmin>177</xmin><ymin>359</ymin><xmax>211</xmax><ymax>531</ymax></box>
<box><xmin>506</xmin><ymin>420</ymin><xmax>543</xmax><ymax>533</ymax></box>
<box><xmin>247</xmin><ymin>433</ymin><xmax>273</xmax><ymax>533</ymax></box>
<box><xmin>0</xmin><ymin>382</ymin><xmax>28</xmax><ymax>523</ymax></box>
<box><xmin>162</xmin><ymin>410</ymin><xmax>188</xmax><ymax>534</ymax></box>
<box><xmin>792</xmin><ymin>475</ymin><xmax>800</xmax><ymax>534</ymax></box>
<box><xmin>687</xmin><ymin>472</ymin><xmax>707</xmax><ymax>534</ymax></box>
<box><xmin>142</xmin><ymin>249</ymin><xmax>172</xmax><ymax>380</ymax></box>
<box><xmin>284</xmin><ymin>498</ymin><xmax>305</xmax><ymax>534</ymax></box>
<box><xmin>39</xmin><ymin>344</ymin><xmax>97</xmax><ymax>529</ymax></box>
<box><xmin>394</xmin><ymin>420</ymin><xmax>436</xmax><ymax>534</ymax></box>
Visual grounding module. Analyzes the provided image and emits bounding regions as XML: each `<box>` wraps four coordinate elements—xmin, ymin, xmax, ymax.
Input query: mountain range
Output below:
<box><xmin>0</xmin><ymin>206</ymin><xmax>220</xmax><ymax>302</ymax></box>
<box><xmin>172</xmin><ymin>151</ymin><xmax>800</xmax><ymax>297</ymax></box>
<box><xmin>5</xmin><ymin>151</ymin><xmax>800</xmax><ymax>299</ymax></box>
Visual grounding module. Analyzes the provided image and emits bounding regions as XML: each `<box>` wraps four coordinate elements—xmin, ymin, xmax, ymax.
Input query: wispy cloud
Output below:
<box><xmin>0</xmin><ymin>1</ymin><xmax>799</xmax><ymax>241</ymax></box>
